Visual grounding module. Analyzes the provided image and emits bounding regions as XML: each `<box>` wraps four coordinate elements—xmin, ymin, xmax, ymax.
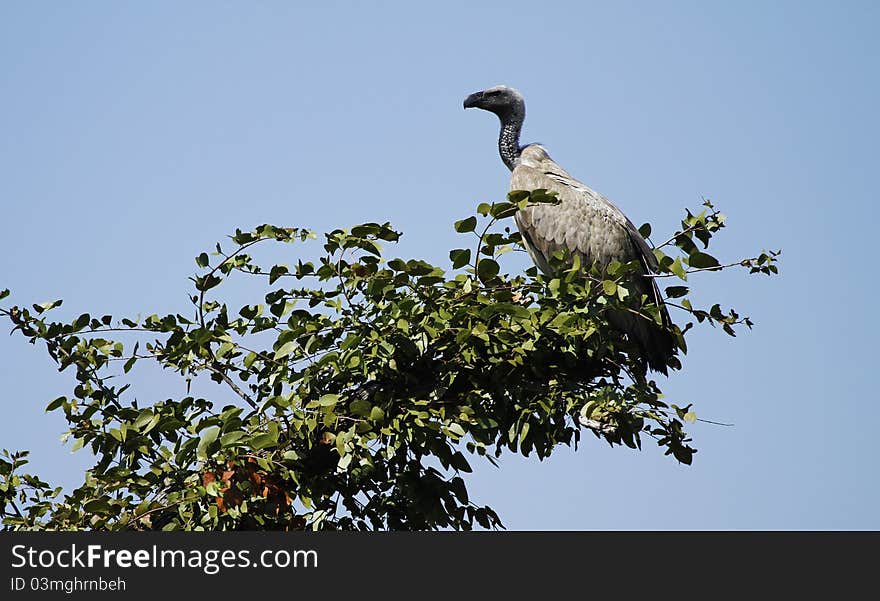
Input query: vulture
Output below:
<box><xmin>463</xmin><ymin>85</ymin><xmax>676</xmax><ymax>374</ymax></box>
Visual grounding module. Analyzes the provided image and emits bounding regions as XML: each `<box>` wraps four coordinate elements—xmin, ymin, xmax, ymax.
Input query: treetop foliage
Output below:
<box><xmin>0</xmin><ymin>191</ymin><xmax>778</xmax><ymax>530</ymax></box>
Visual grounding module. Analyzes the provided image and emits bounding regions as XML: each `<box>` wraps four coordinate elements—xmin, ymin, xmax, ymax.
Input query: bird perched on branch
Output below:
<box><xmin>463</xmin><ymin>85</ymin><xmax>677</xmax><ymax>374</ymax></box>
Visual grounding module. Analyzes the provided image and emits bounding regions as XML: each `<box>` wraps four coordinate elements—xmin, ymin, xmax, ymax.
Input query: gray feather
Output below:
<box><xmin>464</xmin><ymin>86</ymin><xmax>677</xmax><ymax>374</ymax></box>
<box><xmin>512</xmin><ymin>145</ymin><xmax>673</xmax><ymax>373</ymax></box>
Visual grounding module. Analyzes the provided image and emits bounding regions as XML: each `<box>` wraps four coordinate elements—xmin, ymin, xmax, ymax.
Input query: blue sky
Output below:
<box><xmin>1</xmin><ymin>1</ymin><xmax>877</xmax><ymax>529</ymax></box>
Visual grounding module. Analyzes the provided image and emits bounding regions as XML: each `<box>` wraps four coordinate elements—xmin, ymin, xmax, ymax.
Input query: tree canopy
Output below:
<box><xmin>0</xmin><ymin>192</ymin><xmax>778</xmax><ymax>530</ymax></box>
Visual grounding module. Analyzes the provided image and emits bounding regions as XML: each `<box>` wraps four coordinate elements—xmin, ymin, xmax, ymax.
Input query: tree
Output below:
<box><xmin>0</xmin><ymin>192</ymin><xmax>778</xmax><ymax>530</ymax></box>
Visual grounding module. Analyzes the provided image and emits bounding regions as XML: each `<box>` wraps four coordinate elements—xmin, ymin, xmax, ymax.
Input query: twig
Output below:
<box><xmin>578</xmin><ymin>416</ymin><xmax>617</xmax><ymax>435</ymax></box>
<box><xmin>697</xmin><ymin>418</ymin><xmax>734</xmax><ymax>427</ymax></box>
<box><xmin>132</xmin><ymin>495</ymin><xmax>201</xmax><ymax>524</ymax></box>
<box><xmin>335</xmin><ymin>249</ymin><xmax>354</xmax><ymax>309</ymax></box>
<box><xmin>75</xmin><ymin>327</ymin><xmax>165</xmax><ymax>335</ymax></box>
<box><xmin>656</xmin><ymin>219</ymin><xmax>716</xmax><ymax>249</ymax></box>
<box><xmin>231</xmin><ymin>266</ymin><xmax>320</xmax><ymax>279</ymax></box>
<box><xmin>643</xmin><ymin>260</ymin><xmax>746</xmax><ymax>278</ymax></box>
<box><xmin>473</xmin><ymin>217</ymin><xmax>498</xmax><ymax>276</ymax></box>
<box><xmin>201</xmin><ymin>364</ymin><xmax>258</xmax><ymax>410</ymax></box>
<box><xmin>8</xmin><ymin>499</ymin><xmax>27</xmax><ymax>523</ymax></box>
<box><xmin>233</xmin><ymin>343</ymin><xmax>288</xmax><ymax>368</ymax></box>
<box><xmin>199</xmin><ymin>238</ymin><xmax>264</xmax><ymax>328</ymax></box>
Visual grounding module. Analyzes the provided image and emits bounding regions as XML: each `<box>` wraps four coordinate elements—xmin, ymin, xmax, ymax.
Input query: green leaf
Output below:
<box><xmin>83</xmin><ymin>498</ymin><xmax>112</xmax><ymax>515</ymax></box>
<box><xmin>72</xmin><ymin>313</ymin><xmax>89</xmax><ymax>331</ymax></box>
<box><xmin>251</xmin><ymin>433</ymin><xmax>279</xmax><ymax>451</ymax></box>
<box><xmin>337</xmin><ymin>454</ymin><xmax>353</xmax><ymax>471</ymax></box>
<box><xmin>269</xmin><ymin>264</ymin><xmax>289</xmax><ymax>284</ymax></box>
<box><xmin>45</xmin><ymin>396</ymin><xmax>66</xmax><ymax>412</ymax></box>
<box><xmin>688</xmin><ymin>252</ymin><xmax>720</xmax><ymax>269</ymax></box>
<box><xmin>638</xmin><ymin>223</ymin><xmax>652</xmax><ymax>238</ymax></box>
<box><xmin>602</xmin><ymin>280</ymin><xmax>618</xmax><ymax>296</ymax></box>
<box><xmin>447</xmin><ymin>423</ymin><xmax>466</xmax><ymax>438</ymax></box>
<box><xmin>350</xmin><ymin>399</ymin><xmax>371</xmax><ymax>416</ymax></box>
<box><xmin>523</xmin><ymin>189</ymin><xmax>557</xmax><ymax>207</ymax></box>
<box><xmin>489</xmin><ymin>202</ymin><xmax>516</xmax><ymax>219</ymax></box>
<box><xmin>195</xmin><ymin>274</ymin><xmax>222</xmax><ymax>292</ymax></box>
<box><xmin>243</xmin><ymin>352</ymin><xmax>258</xmax><ymax>368</ymax></box>
<box><xmin>274</xmin><ymin>341</ymin><xmax>297</xmax><ymax>360</ymax></box>
<box><xmin>142</xmin><ymin>414</ymin><xmax>161</xmax><ymax>434</ymax></box>
<box><xmin>476</xmin><ymin>259</ymin><xmax>499</xmax><ymax>283</ymax></box>
<box><xmin>674</xmin><ymin>447</ymin><xmax>694</xmax><ymax>465</ymax></box>
<box><xmin>449</xmin><ymin>451</ymin><xmax>472</xmax><ymax>472</ymax></box>
<box><xmin>454</xmin><ymin>216</ymin><xmax>477</xmax><ymax>233</ymax></box>
<box><xmin>340</xmin><ymin>334</ymin><xmax>361</xmax><ymax>351</ymax></box>
<box><xmin>133</xmin><ymin>409</ymin><xmax>155</xmax><ymax>430</ymax></box>
<box><xmin>220</xmin><ymin>431</ymin><xmax>245</xmax><ymax>447</ymax></box>
<box><xmin>449</xmin><ymin>248</ymin><xmax>471</xmax><ymax>269</ymax></box>
<box><xmin>665</xmin><ymin>286</ymin><xmax>689</xmax><ymax>299</ymax></box>
<box><xmin>196</xmin><ymin>252</ymin><xmax>209</xmax><ymax>268</ymax></box>
<box><xmin>317</xmin><ymin>394</ymin><xmax>339</xmax><ymax>407</ymax></box>
<box><xmin>215</xmin><ymin>341</ymin><xmax>235</xmax><ymax>358</ymax></box>
<box><xmin>197</xmin><ymin>426</ymin><xmax>220</xmax><ymax>459</ymax></box>
<box><xmin>449</xmin><ymin>476</ymin><xmax>469</xmax><ymax>504</ymax></box>
<box><xmin>507</xmin><ymin>190</ymin><xmax>530</xmax><ymax>203</ymax></box>
<box><xmin>33</xmin><ymin>299</ymin><xmax>63</xmax><ymax>314</ymax></box>
<box><xmin>350</xmin><ymin>223</ymin><xmax>379</xmax><ymax>237</ymax></box>
<box><xmin>670</xmin><ymin>257</ymin><xmax>687</xmax><ymax>280</ymax></box>
<box><xmin>487</xmin><ymin>303</ymin><xmax>531</xmax><ymax>320</ymax></box>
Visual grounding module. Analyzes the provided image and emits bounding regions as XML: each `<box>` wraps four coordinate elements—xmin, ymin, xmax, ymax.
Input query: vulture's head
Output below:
<box><xmin>463</xmin><ymin>85</ymin><xmax>525</xmax><ymax>120</ymax></box>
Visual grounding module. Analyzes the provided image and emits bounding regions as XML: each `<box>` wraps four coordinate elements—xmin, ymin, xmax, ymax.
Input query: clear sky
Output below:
<box><xmin>1</xmin><ymin>1</ymin><xmax>877</xmax><ymax>529</ymax></box>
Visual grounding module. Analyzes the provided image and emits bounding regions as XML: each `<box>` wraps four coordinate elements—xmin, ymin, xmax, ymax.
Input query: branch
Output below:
<box><xmin>697</xmin><ymin>418</ymin><xmax>734</xmax><ymax>427</ymax></box>
<box><xmin>473</xmin><ymin>217</ymin><xmax>498</xmax><ymax>275</ymax></box>
<box><xmin>655</xmin><ymin>214</ymin><xmax>721</xmax><ymax>249</ymax></box>
<box><xmin>231</xmin><ymin>265</ymin><xmax>320</xmax><ymax>279</ymax></box>
<box><xmin>7</xmin><ymin>499</ymin><xmax>27</xmax><ymax>524</ymax></box>
<box><xmin>201</xmin><ymin>363</ymin><xmax>258</xmax><ymax>410</ymax></box>
<box><xmin>199</xmin><ymin>238</ymin><xmax>264</xmax><ymax>328</ymax></box>
<box><xmin>74</xmin><ymin>327</ymin><xmax>165</xmax><ymax>335</ymax></box>
<box><xmin>643</xmin><ymin>259</ymin><xmax>748</xmax><ymax>278</ymax></box>
<box><xmin>578</xmin><ymin>415</ymin><xmax>618</xmax><ymax>435</ymax></box>
<box><xmin>335</xmin><ymin>249</ymin><xmax>354</xmax><ymax>309</ymax></box>
<box><xmin>132</xmin><ymin>495</ymin><xmax>201</xmax><ymax>526</ymax></box>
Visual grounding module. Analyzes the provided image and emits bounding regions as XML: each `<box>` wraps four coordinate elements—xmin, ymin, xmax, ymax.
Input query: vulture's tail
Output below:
<box><xmin>636</xmin><ymin>309</ymin><xmax>677</xmax><ymax>376</ymax></box>
<box><xmin>609</xmin><ymin>276</ymin><xmax>678</xmax><ymax>375</ymax></box>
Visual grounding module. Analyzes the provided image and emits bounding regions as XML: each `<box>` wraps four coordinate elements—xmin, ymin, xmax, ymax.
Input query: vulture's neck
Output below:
<box><xmin>498</xmin><ymin>112</ymin><xmax>524</xmax><ymax>171</ymax></box>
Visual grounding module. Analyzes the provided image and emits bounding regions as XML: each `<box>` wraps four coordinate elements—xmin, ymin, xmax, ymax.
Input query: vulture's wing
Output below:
<box><xmin>511</xmin><ymin>144</ymin><xmax>674</xmax><ymax>372</ymax></box>
<box><xmin>511</xmin><ymin>146</ymin><xmax>650</xmax><ymax>279</ymax></box>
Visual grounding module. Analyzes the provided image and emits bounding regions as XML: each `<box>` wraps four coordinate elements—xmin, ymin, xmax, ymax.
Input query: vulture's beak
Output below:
<box><xmin>463</xmin><ymin>91</ymin><xmax>484</xmax><ymax>109</ymax></box>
